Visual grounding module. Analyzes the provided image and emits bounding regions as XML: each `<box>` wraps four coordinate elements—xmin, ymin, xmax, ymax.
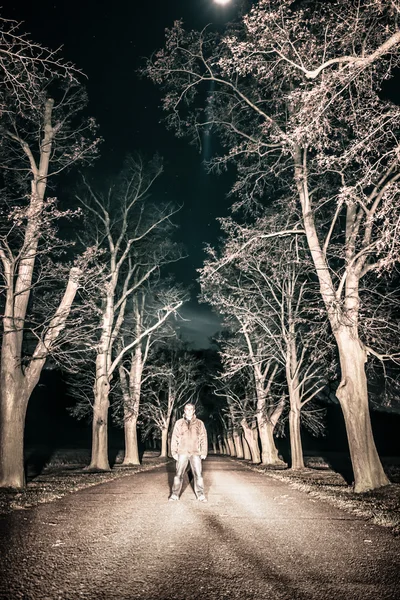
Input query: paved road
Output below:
<box><xmin>0</xmin><ymin>456</ymin><xmax>399</xmax><ymax>600</ymax></box>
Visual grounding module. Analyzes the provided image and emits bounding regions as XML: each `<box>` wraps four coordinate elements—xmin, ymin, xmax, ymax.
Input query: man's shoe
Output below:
<box><xmin>169</xmin><ymin>495</ymin><xmax>179</xmax><ymax>501</ymax></box>
<box><xmin>197</xmin><ymin>495</ymin><xmax>207</xmax><ymax>502</ymax></box>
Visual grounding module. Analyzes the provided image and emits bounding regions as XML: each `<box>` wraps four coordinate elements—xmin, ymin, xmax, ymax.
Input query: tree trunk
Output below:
<box><xmin>223</xmin><ymin>436</ymin><xmax>230</xmax><ymax>455</ymax></box>
<box><xmin>218</xmin><ymin>436</ymin><xmax>224</xmax><ymax>454</ymax></box>
<box><xmin>240</xmin><ymin>419</ymin><xmax>261</xmax><ymax>464</ymax></box>
<box><xmin>0</xmin><ymin>375</ymin><xmax>28</xmax><ymax>488</ymax></box>
<box><xmin>289</xmin><ymin>405</ymin><xmax>304</xmax><ymax>470</ymax></box>
<box><xmin>233</xmin><ymin>430</ymin><xmax>244</xmax><ymax>458</ymax></box>
<box><xmin>122</xmin><ymin>414</ymin><xmax>140</xmax><ymax>465</ymax></box>
<box><xmin>211</xmin><ymin>435</ymin><xmax>218</xmax><ymax>454</ymax></box>
<box><xmin>335</xmin><ymin>330</ymin><xmax>389</xmax><ymax>492</ymax></box>
<box><xmin>160</xmin><ymin>427</ymin><xmax>168</xmax><ymax>457</ymax></box>
<box><xmin>257</xmin><ymin>417</ymin><xmax>283</xmax><ymax>465</ymax></box>
<box><xmin>242</xmin><ymin>434</ymin><xmax>252</xmax><ymax>460</ymax></box>
<box><xmin>122</xmin><ymin>345</ymin><xmax>143</xmax><ymax>466</ymax></box>
<box><xmin>227</xmin><ymin>434</ymin><xmax>236</xmax><ymax>456</ymax></box>
<box><xmin>88</xmin><ymin>358</ymin><xmax>110</xmax><ymax>471</ymax></box>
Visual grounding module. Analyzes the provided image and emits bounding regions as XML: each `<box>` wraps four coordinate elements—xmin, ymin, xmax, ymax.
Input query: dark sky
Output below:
<box><xmin>4</xmin><ymin>0</ymin><xmax>244</xmax><ymax>347</ymax></box>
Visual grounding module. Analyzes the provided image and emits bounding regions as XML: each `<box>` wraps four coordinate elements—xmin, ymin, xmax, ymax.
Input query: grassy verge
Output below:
<box><xmin>0</xmin><ymin>450</ymin><xmax>168</xmax><ymax>516</ymax></box>
<box><xmin>235</xmin><ymin>455</ymin><xmax>400</xmax><ymax>536</ymax></box>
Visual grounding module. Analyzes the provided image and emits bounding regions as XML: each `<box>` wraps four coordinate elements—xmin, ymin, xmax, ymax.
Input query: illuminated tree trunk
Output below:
<box><xmin>242</xmin><ymin>435</ymin><xmax>251</xmax><ymax>460</ymax></box>
<box><xmin>289</xmin><ymin>405</ymin><xmax>303</xmax><ymax>470</ymax></box>
<box><xmin>122</xmin><ymin>345</ymin><xmax>142</xmax><ymax>466</ymax></box>
<box><xmin>255</xmin><ymin>383</ymin><xmax>285</xmax><ymax>466</ymax></box>
<box><xmin>160</xmin><ymin>428</ymin><xmax>168</xmax><ymax>457</ymax></box>
<box><xmin>233</xmin><ymin>430</ymin><xmax>244</xmax><ymax>458</ymax></box>
<box><xmin>227</xmin><ymin>433</ymin><xmax>236</xmax><ymax>456</ymax></box>
<box><xmin>257</xmin><ymin>417</ymin><xmax>282</xmax><ymax>465</ymax></box>
<box><xmin>0</xmin><ymin>369</ymin><xmax>28</xmax><ymax>488</ymax></box>
<box><xmin>88</xmin><ymin>353</ymin><xmax>111</xmax><ymax>471</ymax></box>
<box><xmin>335</xmin><ymin>329</ymin><xmax>389</xmax><ymax>492</ymax></box>
<box><xmin>286</xmin><ymin>338</ymin><xmax>304</xmax><ymax>470</ymax></box>
<box><xmin>1</xmin><ymin>267</ymin><xmax>80</xmax><ymax>486</ymax></box>
<box><xmin>240</xmin><ymin>419</ymin><xmax>261</xmax><ymax>463</ymax></box>
<box><xmin>218</xmin><ymin>436</ymin><xmax>225</xmax><ymax>454</ymax></box>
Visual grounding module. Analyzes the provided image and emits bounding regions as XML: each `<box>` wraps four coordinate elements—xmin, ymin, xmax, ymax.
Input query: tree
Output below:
<box><xmin>116</xmin><ymin>283</ymin><xmax>187</xmax><ymax>465</ymax></box>
<box><xmin>146</xmin><ymin>0</ymin><xmax>400</xmax><ymax>491</ymax></box>
<box><xmin>75</xmin><ymin>156</ymin><xmax>182</xmax><ymax>471</ymax></box>
<box><xmin>0</xmin><ymin>20</ymin><xmax>99</xmax><ymax>488</ymax></box>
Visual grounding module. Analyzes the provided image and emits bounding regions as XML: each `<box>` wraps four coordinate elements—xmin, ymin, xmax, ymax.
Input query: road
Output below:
<box><xmin>0</xmin><ymin>456</ymin><xmax>399</xmax><ymax>600</ymax></box>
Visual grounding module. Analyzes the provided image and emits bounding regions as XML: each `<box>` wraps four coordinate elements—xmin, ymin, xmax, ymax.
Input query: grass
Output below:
<box><xmin>237</xmin><ymin>454</ymin><xmax>400</xmax><ymax>536</ymax></box>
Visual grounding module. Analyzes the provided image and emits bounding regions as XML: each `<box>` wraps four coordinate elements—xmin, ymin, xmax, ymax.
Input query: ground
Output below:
<box><xmin>1</xmin><ymin>451</ymin><xmax>399</xmax><ymax>535</ymax></box>
<box><xmin>0</xmin><ymin>453</ymin><xmax>399</xmax><ymax>600</ymax></box>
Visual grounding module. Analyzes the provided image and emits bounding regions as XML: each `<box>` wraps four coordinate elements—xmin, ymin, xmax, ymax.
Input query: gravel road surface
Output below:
<box><xmin>0</xmin><ymin>456</ymin><xmax>399</xmax><ymax>600</ymax></box>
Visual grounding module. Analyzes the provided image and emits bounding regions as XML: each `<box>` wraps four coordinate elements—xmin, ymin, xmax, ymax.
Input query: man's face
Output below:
<box><xmin>184</xmin><ymin>405</ymin><xmax>195</xmax><ymax>420</ymax></box>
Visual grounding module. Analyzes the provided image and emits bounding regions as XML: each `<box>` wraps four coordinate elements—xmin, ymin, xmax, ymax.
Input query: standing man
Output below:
<box><xmin>169</xmin><ymin>403</ymin><xmax>208</xmax><ymax>502</ymax></box>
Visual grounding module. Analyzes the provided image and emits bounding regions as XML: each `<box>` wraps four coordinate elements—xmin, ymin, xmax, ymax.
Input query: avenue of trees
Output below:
<box><xmin>146</xmin><ymin>0</ymin><xmax>400</xmax><ymax>492</ymax></box>
<box><xmin>2</xmin><ymin>1</ymin><xmax>400</xmax><ymax>495</ymax></box>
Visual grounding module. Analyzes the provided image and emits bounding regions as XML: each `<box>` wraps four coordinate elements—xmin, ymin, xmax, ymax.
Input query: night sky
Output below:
<box><xmin>4</xmin><ymin>0</ymin><xmax>245</xmax><ymax>347</ymax></box>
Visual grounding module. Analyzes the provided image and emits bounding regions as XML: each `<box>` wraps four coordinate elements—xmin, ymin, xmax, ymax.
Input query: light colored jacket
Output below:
<box><xmin>171</xmin><ymin>416</ymin><xmax>208</xmax><ymax>457</ymax></box>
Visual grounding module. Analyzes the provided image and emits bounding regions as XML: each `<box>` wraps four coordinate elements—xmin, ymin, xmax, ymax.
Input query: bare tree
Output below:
<box><xmin>116</xmin><ymin>284</ymin><xmax>187</xmax><ymax>465</ymax></box>
<box><xmin>75</xmin><ymin>156</ymin><xmax>182</xmax><ymax>471</ymax></box>
<box><xmin>146</xmin><ymin>0</ymin><xmax>400</xmax><ymax>491</ymax></box>
<box><xmin>0</xmin><ymin>23</ymin><xmax>99</xmax><ymax>488</ymax></box>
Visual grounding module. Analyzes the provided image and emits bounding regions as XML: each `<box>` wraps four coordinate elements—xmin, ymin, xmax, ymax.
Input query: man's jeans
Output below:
<box><xmin>172</xmin><ymin>454</ymin><xmax>204</xmax><ymax>498</ymax></box>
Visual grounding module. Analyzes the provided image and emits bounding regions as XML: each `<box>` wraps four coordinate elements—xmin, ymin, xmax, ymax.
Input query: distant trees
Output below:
<box><xmin>116</xmin><ymin>283</ymin><xmax>187</xmax><ymax>465</ymax></box>
<box><xmin>74</xmin><ymin>156</ymin><xmax>184</xmax><ymax>471</ymax></box>
<box><xmin>201</xmin><ymin>212</ymin><xmax>330</xmax><ymax>468</ymax></box>
<box><xmin>146</xmin><ymin>0</ymin><xmax>400</xmax><ymax>491</ymax></box>
<box><xmin>0</xmin><ymin>18</ymin><xmax>99</xmax><ymax>488</ymax></box>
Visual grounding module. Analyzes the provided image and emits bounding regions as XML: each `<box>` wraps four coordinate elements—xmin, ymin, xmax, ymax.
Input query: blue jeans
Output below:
<box><xmin>172</xmin><ymin>454</ymin><xmax>204</xmax><ymax>498</ymax></box>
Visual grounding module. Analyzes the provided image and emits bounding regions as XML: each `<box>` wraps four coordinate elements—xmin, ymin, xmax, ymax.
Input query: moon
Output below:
<box><xmin>213</xmin><ymin>0</ymin><xmax>232</xmax><ymax>5</ymax></box>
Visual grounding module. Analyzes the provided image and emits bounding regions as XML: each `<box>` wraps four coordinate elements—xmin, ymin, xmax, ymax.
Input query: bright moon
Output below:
<box><xmin>214</xmin><ymin>0</ymin><xmax>232</xmax><ymax>5</ymax></box>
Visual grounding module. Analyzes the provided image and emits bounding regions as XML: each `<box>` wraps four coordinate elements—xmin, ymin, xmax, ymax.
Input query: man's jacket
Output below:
<box><xmin>171</xmin><ymin>416</ymin><xmax>208</xmax><ymax>457</ymax></box>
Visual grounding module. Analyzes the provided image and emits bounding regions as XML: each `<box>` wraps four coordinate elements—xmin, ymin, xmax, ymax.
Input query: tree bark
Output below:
<box><xmin>122</xmin><ymin>344</ymin><xmax>143</xmax><ymax>466</ymax></box>
<box><xmin>335</xmin><ymin>329</ymin><xmax>389</xmax><ymax>492</ymax></box>
<box><xmin>242</xmin><ymin>434</ymin><xmax>252</xmax><ymax>460</ymax></box>
<box><xmin>240</xmin><ymin>419</ymin><xmax>261</xmax><ymax>464</ymax></box>
<box><xmin>257</xmin><ymin>417</ymin><xmax>283</xmax><ymax>465</ymax></box>
<box><xmin>289</xmin><ymin>405</ymin><xmax>304</xmax><ymax>470</ymax></box>
<box><xmin>123</xmin><ymin>413</ymin><xmax>140</xmax><ymax>465</ymax></box>
<box><xmin>227</xmin><ymin>434</ymin><xmax>236</xmax><ymax>456</ymax></box>
<box><xmin>88</xmin><ymin>358</ymin><xmax>110</xmax><ymax>471</ymax></box>
<box><xmin>160</xmin><ymin>427</ymin><xmax>168</xmax><ymax>457</ymax></box>
<box><xmin>233</xmin><ymin>430</ymin><xmax>244</xmax><ymax>458</ymax></box>
<box><xmin>0</xmin><ymin>375</ymin><xmax>28</xmax><ymax>488</ymax></box>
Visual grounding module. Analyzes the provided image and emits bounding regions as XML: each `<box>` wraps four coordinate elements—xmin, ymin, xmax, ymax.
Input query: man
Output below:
<box><xmin>169</xmin><ymin>403</ymin><xmax>208</xmax><ymax>502</ymax></box>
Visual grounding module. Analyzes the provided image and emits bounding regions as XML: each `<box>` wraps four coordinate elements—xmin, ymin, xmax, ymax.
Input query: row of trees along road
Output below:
<box><xmin>146</xmin><ymin>0</ymin><xmax>400</xmax><ymax>491</ymax></box>
<box><xmin>0</xmin><ymin>19</ymin><xmax>187</xmax><ymax>488</ymax></box>
<box><xmin>200</xmin><ymin>211</ymin><xmax>334</xmax><ymax>470</ymax></box>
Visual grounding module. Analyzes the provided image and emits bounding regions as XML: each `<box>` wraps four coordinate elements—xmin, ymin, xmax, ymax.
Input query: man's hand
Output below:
<box><xmin>201</xmin><ymin>455</ymin><xmax>206</xmax><ymax>460</ymax></box>
<box><xmin>173</xmin><ymin>454</ymin><xmax>178</xmax><ymax>461</ymax></box>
